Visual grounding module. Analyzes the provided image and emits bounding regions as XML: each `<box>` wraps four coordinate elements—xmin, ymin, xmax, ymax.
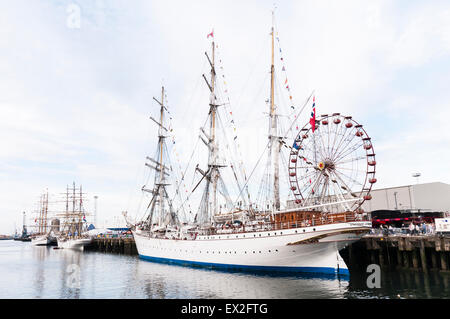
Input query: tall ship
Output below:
<box><xmin>56</xmin><ymin>183</ymin><xmax>92</xmax><ymax>250</ymax></box>
<box><xmin>31</xmin><ymin>190</ymin><xmax>52</xmax><ymax>246</ymax></box>
<box><xmin>132</xmin><ymin>15</ymin><xmax>375</xmax><ymax>275</ymax></box>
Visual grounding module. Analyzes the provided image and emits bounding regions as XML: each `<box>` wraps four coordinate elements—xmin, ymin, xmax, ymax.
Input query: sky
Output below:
<box><xmin>1</xmin><ymin>0</ymin><xmax>450</xmax><ymax>234</ymax></box>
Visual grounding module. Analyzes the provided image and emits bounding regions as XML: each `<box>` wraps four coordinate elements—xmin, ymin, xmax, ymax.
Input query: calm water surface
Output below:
<box><xmin>1</xmin><ymin>240</ymin><xmax>449</xmax><ymax>299</ymax></box>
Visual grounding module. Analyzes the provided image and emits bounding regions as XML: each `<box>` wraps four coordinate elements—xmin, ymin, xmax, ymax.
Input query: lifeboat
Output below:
<box><xmin>302</xmin><ymin>134</ymin><xmax>308</xmax><ymax>139</ymax></box>
<box><xmin>291</xmin><ymin>158</ymin><xmax>297</xmax><ymax>163</ymax></box>
<box><xmin>322</xmin><ymin>120</ymin><xmax>329</xmax><ymax>125</ymax></box>
<box><xmin>369</xmin><ymin>178</ymin><xmax>377</xmax><ymax>184</ymax></box>
<box><xmin>290</xmin><ymin>172</ymin><xmax>296</xmax><ymax>177</ymax></box>
<box><xmin>364</xmin><ymin>195</ymin><xmax>372</xmax><ymax>200</ymax></box>
<box><xmin>364</xmin><ymin>144</ymin><xmax>373</xmax><ymax>150</ymax></box>
<box><xmin>345</xmin><ymin>122</ymin><xmax>353</xmax><ymax>128</ymax></box>
<box><xmin>291</xmin><ymin>186</ymin><xmax>297</xmax><ymax>191</ymax></box>
<box><xmin>356</xmin><ymin>131</ymin><xmax>364</xmax><ymax>137</ymax></box>
<box><xmin>368</xmin><ymin>161</ymin><xmax>376</xmax><ymax>166</ymax></box>
<box><xmin>333</xmin><ymin>118</ymin><xmax>341</xmax><ymax>124</ymax></box>
<box><xmin>295</xmin><ymin>199</ymin><xmax>302</xmax><ymax>204</ymax></box>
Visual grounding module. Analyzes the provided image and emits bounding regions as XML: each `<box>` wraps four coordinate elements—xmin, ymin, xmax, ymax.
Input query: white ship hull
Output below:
<box><xmin>133</xmin><ymin>221</ymin><xmax>370</xmax><ymax>275</ymax></box>
<box><xmin>57</xmin><ymin>237</ymin><xmax>92</xmax><ymax>251</ymax></box>
<box><xmin>31</xmin><ymin>235</ymin><xmax>50</xmax><ymax>246</ymax></box>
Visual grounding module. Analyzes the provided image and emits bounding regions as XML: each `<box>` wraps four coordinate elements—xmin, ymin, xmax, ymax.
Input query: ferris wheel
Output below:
<box><xmin>288</xmin><ymin>113</ymin><xmax>376</xmax><ymax>213</ymax></box>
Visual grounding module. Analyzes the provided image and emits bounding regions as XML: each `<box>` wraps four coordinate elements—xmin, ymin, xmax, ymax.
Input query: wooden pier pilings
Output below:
<box><xmin>341</xmin><ymin>235</ymin><xmax>450</xmax><ymax>273</ymax></box>
<box><xmin>85</xmin><ymin>237</ymin><xmax>138</xmax><ymax>255</ymax></box>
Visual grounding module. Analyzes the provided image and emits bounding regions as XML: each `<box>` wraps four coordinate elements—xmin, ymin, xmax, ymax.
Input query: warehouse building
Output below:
<box><xmin>361</xmin><ymin>182</ymin><xmax>450</xmax><ymax>213</ymax></box>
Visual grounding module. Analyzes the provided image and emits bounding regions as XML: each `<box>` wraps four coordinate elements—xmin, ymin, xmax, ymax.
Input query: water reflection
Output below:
<box><xmin>1</xmin><ymin>240</ymin><xmax>450</xmax><ymax>299</ymax></box>
<box><xmin>131</xmin><ymin>260</ymin><xmax>348</xmax><ymax>299</ymax></box>
<box><xmin>345</xmin><ymin>268</ymin><xmax>450</xmax><ymax>299</ymax></box>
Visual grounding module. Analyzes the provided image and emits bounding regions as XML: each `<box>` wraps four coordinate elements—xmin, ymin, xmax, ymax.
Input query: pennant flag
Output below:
<box><xmin>83</xmin><ymin>215</ymin><xmax>86</xmax><ymax>222</ymax></box>
<box><xmin>293</xmin><ymin>142</ymin><xmax>300</xmax><ymax>150</ymax></box>
<box><xmin>285</xmin><ymin>79</ymin><xmax>288</xmax><ymax>84</ymax></box>
<box><xmin>310</xmin><ymin>96</ymin><xmax>316</xmax><ymax>133</ymax></box>
<box><xmin>286</xmin><ymin>85</ymin><xmax>289</xmax><ymax>89</ymax></box>
<box><xmin>207</xmin><ymin>30</ymin><xmax>214</xmax><ymax>38</ymax></box>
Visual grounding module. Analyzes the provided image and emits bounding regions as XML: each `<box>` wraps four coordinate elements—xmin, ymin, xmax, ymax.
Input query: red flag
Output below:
<box><xmin>310</xmin><ymin>96</ymin><xmax>316</xmax><ymax>133</ymax></box>
<box><xmin>207</xmin><ymin>30</ymin><xmax>214</xmax><ymax>38</ymax></box>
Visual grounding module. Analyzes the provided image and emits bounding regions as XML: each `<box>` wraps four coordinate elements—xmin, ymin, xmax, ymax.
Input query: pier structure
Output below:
<box><xmin>85</xmin><ymin>237</ymin><xmax>138</xmax><ymax>255</ymax></box>
<box><xmin>343</xmin><ymin>234</ymin><xmax>450</xmax><ymax>273</ymax></box>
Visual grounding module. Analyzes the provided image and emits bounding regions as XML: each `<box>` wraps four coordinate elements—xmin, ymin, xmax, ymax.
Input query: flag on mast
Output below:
<box><xmin>207</xmin><ymin>30</ymin><xmax>214</xmax><ymax>38</ymax></box>
<box><xmin>310</xmin><ymin>96</ymin><xmax>316</xmax><ymax>133</ymax></box>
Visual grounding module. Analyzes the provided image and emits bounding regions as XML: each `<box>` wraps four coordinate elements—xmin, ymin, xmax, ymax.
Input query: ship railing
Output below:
<box><xmin>201</xmin><ymin>212</ymin><xmax>369</xmax><ymax>236</ymax></box>
<box><xmin>270</xmin><ymin>212</ymin><xmax>370</xmax><ymax>231</ymax></box>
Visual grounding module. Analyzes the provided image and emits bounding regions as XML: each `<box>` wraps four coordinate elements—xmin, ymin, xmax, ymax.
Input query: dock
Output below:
<box><xmin>85</xmin><ymin>237</ymin><xmax>138</xmax><ymax>255</ymax></box>
<box><xmin>342</xmin><ymin>234</ymin><xmax>450</xmax><ymax>273</ymax></box>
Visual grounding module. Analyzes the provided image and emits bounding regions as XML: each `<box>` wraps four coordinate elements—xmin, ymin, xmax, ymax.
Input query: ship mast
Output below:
<box><xmin>209</xmin><ymin>40</ymin><xmax>219</xmax><ymax>221</ymax></box>
<box><xmin>144</xmin><ymin>86</ymin><xmax>177</xmax><ymax>229</ymax></box>
<box><xmin>269</xmin><ymin>11</ymin><xmax>281</xmax><ymax>211</ymax></box>
<box><xmin>158</xmin><ymin>87</ymin><xmax>165</xmax><ymax>226</ymax></box>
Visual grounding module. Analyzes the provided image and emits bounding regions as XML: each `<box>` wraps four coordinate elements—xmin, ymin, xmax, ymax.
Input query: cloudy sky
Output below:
<box><xmin>1</xmin><ymin>0</ymin><xmax>450</xmax><ymax>234</ymax></box>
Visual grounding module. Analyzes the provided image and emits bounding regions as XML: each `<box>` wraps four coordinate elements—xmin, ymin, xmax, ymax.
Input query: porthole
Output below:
<box><xmin>303</xmin><ymin>229</ymin><xmax>306</xmax><ymax>232</ymax></box>
<box><xmin>313</xmin><ymin>228</ymin><xmax>316</xmax><ymax>231</ymax></box>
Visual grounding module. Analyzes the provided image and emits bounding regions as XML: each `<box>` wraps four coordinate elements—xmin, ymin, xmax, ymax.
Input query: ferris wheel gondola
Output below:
<box><xmin>288</xmin><ymin>114</ymin><xmax>376</xmax><ymax>213</ymax></box>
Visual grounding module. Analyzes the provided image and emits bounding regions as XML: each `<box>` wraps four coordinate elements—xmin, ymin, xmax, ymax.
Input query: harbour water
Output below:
<box><xmin>1</xmin><ymin>240</ymin><xmax>449</xmax><ymax>299</ymax></box>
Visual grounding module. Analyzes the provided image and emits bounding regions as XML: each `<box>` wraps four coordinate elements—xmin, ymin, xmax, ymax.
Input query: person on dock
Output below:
<box><xmin>408</xmin><ymin>223</ymin><xmax>414</xmax><ymax>235</ymax></box>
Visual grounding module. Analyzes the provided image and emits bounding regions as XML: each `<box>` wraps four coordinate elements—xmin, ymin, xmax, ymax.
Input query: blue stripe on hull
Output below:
<box><xmin>138</xmin><ymin>254</ymin><xmax>349</xmax><ymax>276</ymax></box>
